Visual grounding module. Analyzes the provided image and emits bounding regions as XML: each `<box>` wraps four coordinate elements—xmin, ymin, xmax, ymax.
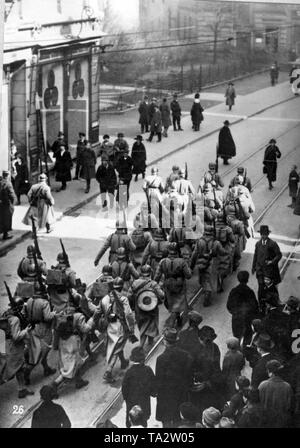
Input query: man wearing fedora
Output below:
<box><xmin>138</xmin><ymin>95</ymin><xmax>150</xmax><ymax>134</ymax></box>
<box><xmin>217</xmin><ymin>120</ymin><xmax>236</xmax><ymax>165</ymax></box>
<box><xmin>51</xmin><ymin>131</ymin><xmax>66</xmax><ymax>158</ymax></box>
<box><xmin>23</xmin><ymin>173</ymin><xmax>55</xmax><ymax>233</ymax></box>
<box><xmin>252</xmin><ymin>225</ymin><xmax>282</xmax><ymax>304</ymax></box>
<box><xmin>0</xmin><ymin>170</ymin><xmax>16</xmax><ymax>240</ymax></box>
<box><xmin>155</xmin><ymin>328</ymin><xmax>193</xmax><ymax>427</ymax></box>
<box><xmin>122</xmin><ymin>346</ymin><xmax>156</xmax><ymax>428</ymax></box>
<box><xmin>225</xmin><ymin>82</ymin><xmax>236</xmax><ymax>111</ymax></box>
<box><xmin>73</xmin><ymin>132</ymin><xmax>87</xmax><ymax>180</ymax></box>
<box><xmin>131</xmin><ymin>135</ymin><xmax>147</xmax><ymax>182</ymax></box>
<box><xmin>263</xmin><ymin>139</ymin><xmax>281</xmax><ymax>190</ymax></box>
<box><xmin>251</xmin><ymin>333</ymin><xmax>277</xmax><ymax>389</ymax></box>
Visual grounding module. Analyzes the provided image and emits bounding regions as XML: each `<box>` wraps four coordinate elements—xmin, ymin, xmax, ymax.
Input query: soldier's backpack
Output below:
<box><xmin>198</xmin><ymin>238</ymin><xmax>213</xmax><ymax>270</ymax></box>
<box><xmin>54</xmin><ymin>309</ymin><xmax>74</xmax><ymax>340</ymax></box>
<box><xmin>131</xmin><ymin>228</ymin><xmax>146</xmax><ymax>250</ymax></box>
<box><xmin>0</xmin><ymin>313</ymin><xmax>9</xmax><ymax>333</ymax></box>
<box><xmin>216</xmin><ymin>227</ymin><xmax>228</xmax><ymax>244</ymax></box>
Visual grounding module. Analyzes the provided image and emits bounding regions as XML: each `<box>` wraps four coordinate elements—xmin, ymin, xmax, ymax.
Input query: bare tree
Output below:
<box><xmin>208</xmin><ymin>6</ymin><xmax>226</xmax><ymax>64</ymax></box>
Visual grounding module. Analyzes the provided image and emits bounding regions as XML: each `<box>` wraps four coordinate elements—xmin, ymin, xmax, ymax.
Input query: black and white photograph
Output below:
<box><xmin>1</xmin><ymin>0</ymin><xmax>300</xmax><ymax>432</ymax></box>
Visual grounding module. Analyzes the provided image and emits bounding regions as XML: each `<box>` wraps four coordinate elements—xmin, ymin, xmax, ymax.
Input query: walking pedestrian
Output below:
<box><xmin>0</xmin><ymin>170</ymin><xmax>17</xmax><ymax>240</ymax></box>
<box><xmin>80</xmin><ymin>142</ymin><xmax>97</xmax><ymax>193</ymax></box>
<box><xmin>131</xmin><ymin>135</ymin><xmax>147</xmax><ymax>182</ymax></box>
<box><xmin>225</xmin><ymin>82</ymin><xmax>236</xmax><ymax>111</ymax></box>
<box><xmin>147</xmin><ymin>105</ymin><xmax>162</xmax><ymax>142</ymax></box>
<box><xmin>201</xmin><ymin>407</ymin><xmax>222</xmax><ymax>428</ymax></box>
<box><xmin>217</xmin><ymin>120</ymin><xmax>236</xmax><ymax>165</ymax></box>
<box><xmin>95</xmin><ymin>157</ymin><xmax>117</xmax><ymax>209</ymax></box>
<box><xmin>115</xmin><ymin>148</ymin><xmax>133</xmax><ymax>202</ymax></box>
<box><xmin>54</xmin><ymin>145</ymin><xmax>73</xmax><ymax>191</ymax></box>
<box><xmin>73</xmin><ymin>132</ymin><xmax>87</xmax><ymax>180</ymax></box>
<box><xmin>23</xmin><ymin>173</ymin><xmax>55</xmax><ymax>233</ymax></box>
<box><xmin>222</xmin><ymin>337</ymin><xmax>245</xmax><ymax>399</ymax></box>
<box><xmin>190</xmin><ymin>93</ymin><xmax>204</xmax><ymax>131</ymax></box>
<box><xmin>252</xmin><ymin>225</ymin><xmax>282</xmax><ymax>304</ymax></box>
<box><xmin>138</xmin><ymin>95</ymin><xmax>150</xmax><ymax>134</ymax></box>
<box><xmin>31</xmin><ymin>385</ymin><xmax>71</xmax><ymax>428</ymax></box>
<box><xmin>13</xmin><ymin>154</ymin><xmax>30</xmax><ymax>205</ymax></box>
<box><xmin>51</xmin><ymin>131</ymin><xmax>66</xmax><ymax>157</ymax></box>
<box><xmin>288</xmin><ymin>165</ymin><xmax>299</xmax><ymax>208</ymax></box>
<box><xmin>170</xmin><ymin>94</ymin><xmax>183</xmax><ymax>131</ymax></box>
<box><xmin>99</xmin><ymin>134</ymin><xmax>114</xmax><ymax>164</ymax></box>
<box><xmin>122</xmin><ymin>346</ymin><xmax>156</xmax><ymax>428</ymax></box>
<box><xmin>270</xmin><ymin>64</ymin><xmax>277</xmax><ymax>86</ymax></box>
<box><xmin>263</xmin><ymin>139</ymin><xmax>281</xmax><ymax>190</ymax></box>
<box><xmin>160</xmin><ymin>98</ymin><xmax>171</xmax><ymax>137</ymax></box>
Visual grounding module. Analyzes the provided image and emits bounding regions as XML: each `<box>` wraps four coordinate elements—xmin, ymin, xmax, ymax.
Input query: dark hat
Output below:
<box><xmin>103</xmin><ymin>134</ymin><xmax>110</xmax><ymax>139</ymax></box>
<box><xmin>269</xmin><ymin>138</ymin><xmax>276</xmax><ymax>144</ymax></box>
<box><xmin>223</xmin><ymin>120</ymin><xmax>230</xmax><ymax>125</ymax></box>
<box><xmin>228</xmin><ymin>81</ymin><xmax>234</xmax><ymax>86</ymax></box>
<box><xmin>134</xmin><ymin>135</ymin><xmax>144</xmax><ymax>141</ymax></box>
<box><xmin>237</xmin><ymin>270</ymin><xmax>249</xmax><ymax>283</ymax></box>
<box><xmin>163</xmin><ymin>328</ymin><xmax>179</xmax><ymax>344</ymax></box>
<box><xmin>117</xmin><ymin>132</ymin><xmax>124</xmax><ymax>138</ymax></box>
<box><xmin>58</xmin><ymin>131</ymin><xmax>64</xmax><ymax>137</ymax></box>
<box><xmin>130</xmin><ymin>346</ymin><xmax>146</xmax><ymax>363</ymax></box>
<box><xmin>286</xmin><ymin>296</ymin><xmax>300</xmax><ymax>309</ymax></box>
<box><xmin>208</xmin><ymin>162</ymin><xmax>216</xmax><ymax>169</ymax></box>
<box><xmin>2</xmin><ymin>170</ymin><xmax>10</xmax><ymax>176</ymax></box>
<box><xmin>259</xmin><ymin>225</ymin><xmax>270</xmax><ymax>234</ymax></box>
<box><xmin>237</xmin><ymin>166</ymin><xmax>244</xmax><ymax>174</ymax></box>
<box><xmin>202</xmin><ymin>407</ymin><xmax>221</xmax><ymax>427</ymax></box>
<box><xmin>255</xmin><ymin>333</ymin><xmax>275</xmax><ymax>351</ymax></box>
<box><xmin>251</xmin><ymin>318</ymin><xmax>263</xmax><ymax>333</ymax></box>
<box><xmin>179</xmin><ymin>402</ymin><xmax>200</xmax><ymax>422</ymax></box>
<box><xmin>198</xmin><ymin>325</ymin><xmax>217</xmax><ymax>341</ymax></box>
<box><xmin>187</xmin><ymin>310</ymin><xmax>203</xmax><ymax>325</ymax></box>
<box><xmin>236</xmin><ymin>375</ymin><xmax>250</xmax><ymax>390</ymax></box>
<box><xmin>226</xmin><ymin>337</ymin><xmax>240</xmax><ymax>350</ymax></box>
<box><xmin>266</xmin><ymin>359</ymin><xmax>283</xmax><ymax>374</ymax></box>
<box><xmin>194</xmin><ymin>92</ymin><xmax>200</xmax><ymax>99</ymax></box>
<box><xmin>79</xmin><ymin>132</ymin><xmax>86</xmax><ymax>137</ymax></box>
<box><xmin>40</xmin><ymin>385</ymin><xmax>56</xmax><ymax>401</ymax></box>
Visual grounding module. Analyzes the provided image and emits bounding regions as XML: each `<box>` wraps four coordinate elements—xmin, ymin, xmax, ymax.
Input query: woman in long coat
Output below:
<box><xmin>13</xmin><ymin>155</ymin><xmax>30</xmax><ymax>205</ymax></box>
<box><xmin>160</xmin><ymin>98</ymin><xmax>172</xmax><ymax>137</ymax></box>
<box><xmin>218</xmin><ymin>120</ymin><xmax>236</xmax><ymax>165</ymax></box>
<box><xmin>263</xmin><ymin>139</ymin><xmax>281</xmax><ymax>190</ymax></box>
<box><xmin>131</xmin><ymin>135</ymin><xmax>147</xmax><ymax>181</ymax></box>
<box><xmin>138</xmin><ymin>96</ymin><xmax>150</xmax><ymax>134</ymax></box>
<box><xmin>54</xmin><ymin>145</ymin><xmax>73</xmax><ymax>190</ymax></box>
<box><xmin>225</xmin><ymin>82</ymin><xmax>236</xmax><ymax>111</ymax></box>
<box><xmin>190</xmin><ymin>94</ymin><xmax>204</xmax><ymax>131</ymax></box>
<box><xmin>80</xmin><ymin>142</ymin><xmax>97</xmax><ymax>193</ymax></box>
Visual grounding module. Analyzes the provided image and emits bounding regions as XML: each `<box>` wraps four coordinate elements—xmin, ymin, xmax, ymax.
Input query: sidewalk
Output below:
<box><xmin>0</xmin><ymin>78</ymin><xmax>296</xmax><ymax>256</ymax></box>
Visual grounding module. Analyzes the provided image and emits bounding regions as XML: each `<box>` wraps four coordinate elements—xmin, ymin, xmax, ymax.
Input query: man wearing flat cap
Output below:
<box><xmin>31</xmin><ymin>385</ymin><xmax>71</xmax><ymax>428</ymax></box>
<box><xmin>252</xmin><ymin>225</ymin><xmax>282</xmax><ymax>304</ymax></box>
<box><xmin>0</xmin><ymin>170</ymin><xmax>16</xmax><ymax>240</ymax></box>
<box><xmin>155</xmin><ymin>328</ymin><xmax>193</xmax><ymax>427</ymax></box>
<box><xmin>217</xmin><ymin>120</ymin><xmax>236</xmax><ymax>165</ymax></box>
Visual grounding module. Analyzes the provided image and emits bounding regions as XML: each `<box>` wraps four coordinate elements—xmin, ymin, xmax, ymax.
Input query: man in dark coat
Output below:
<box><xmin>74</xmin><ymin>132</ymin><xmax>87</xmax><ymax>180</ymax></box>
<box><xmin>122</xmin><ymin>346</ymin><xmax>156</xmax><ymax>428</ymax></box>
<box><xmin>227</xmin><ymin>271</ymin><xmax>259</xmax><ymax>345</ymax></box>
<box><xmin>13</xmin><ymin>155</ymin><xmax>30</xmax><ymax>205</ymax></box>
<box><xmin>95</xmin><ymin>157</ymin><xmax>117</xmax><ymax>209</ymax></box>
<box><xmin>190</xmin><ymin>93</ymin><xmax>204</xmax><ymax>131</ymax></box>
<box><xmin>160</xmin><ymin>98</ymin><xmax>172</xmax><ymax>137</ymax></box>
<box><xmin>51</xmin><ymin>131</ymin><xmax>66</xmax><ymax>157</ymax></box>
<box><xmin>217</xmin><ymin>120</ymin><xmax>236</xmax><ymax>165</ymax></box>
<box><xmin>115</xmin><ymin>148</ymin><xmax>133</xmax><ymax>202</ymax></box>
<box><xmin>263</xmin><ymin>139</ymin><xmax>281</xmax><ymax>190</ymax></box>
<box><xmin>288</xmin><ymin>165</ymin><xmax>299</xmax><ymax>208</ymax></box>
<box><xmin>170</xmin><ymin>94</ymin><xmax>183</xmax><ymax>131</ymax></box>
<box><xmin>31</xmin><ymin>385</ymin><xmax>71</xmax><ymax>428</ymax></box>
<box><xmin>155</xmin><ymin>328</ymin><xmax>193</xmax><ymax>427</ymax></box>
<box><xmin>54</xmin><ymin>145</ymin><xmax>73</xmax><ymax>191</ymax></box>
<box><xmin>252</xmin><ymin>225</ymin><xmax>282</xmax><ymax>303</ymax></box>
<box><xmin>138</xmin><ymin>96</ymin><xmax>150</xmax><ymax>134</ymax></box>
<box><xmin>131</xmin><ymin>135</ymin><xmax>147</xmax><ymax>182</ymax></box>
<box><xmin>0</xmin><ymin>170</ymin><xmax>16</xmax><ymax>240</ymax></box>
<box><xmin>177</xmin><ymin>310</ymin><xmax>203</xmax><ymax>360</ymax></box>
<box><xmin>80</xmin><ymin>142</ymin><xmax>97</xmax><ymax>193</ymax></box>
<box><xmin>147</xmin><ymin>105</ymin><xmax>162</xmax><ymax>143</ymax></box>
<box><xmin>251</xmin><ymin>333</ymin><xmax>277</xmax><ymax>389</ymax></box>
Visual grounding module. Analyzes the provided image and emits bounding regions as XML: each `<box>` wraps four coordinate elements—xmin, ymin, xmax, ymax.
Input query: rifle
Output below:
<box><xmin>235</xmin><ymin>198</ymin><xmax>251</xmax><ymax>239</ymax></box>
<box><xmin>31</xmin><ymin>216</ymin><xmax>43</xmax><ymax>260</ymax></box>
<box><xmin>32</xmin><ymin>248</ymin><xmax>49</xmax><ymax>301</ymax></box>
<box><xmin>185</xmin><ymin>162</ymin><xmax>188</xmax><ymax>180</ymax></box>
<box><xmin>4</xmin><ymin>281</ymin><xmax>28</xmax><ymax>329</ymax></box>
<box><xmin>110</xmin><ymin>289</ymin><xmax>138</xmax><ymax>342</ymax></box>
<box><xmin>60</xmin><ymin>239</ymin><xmax>70</xmax><ymax>268</ymax></box>
<box><xmin>215</xmin><ymin>143</ymin><xmax>219</xmax><ymax>173</ymax></box>
<box><xmin>243</xmin><ymin>168</ymin><xmax>247</xmax><ymax>187</ymax></box>
<box><xmin>213</xmin><ymin>188</ymin><xmax>221</xmax><ymax>210</ymax></box>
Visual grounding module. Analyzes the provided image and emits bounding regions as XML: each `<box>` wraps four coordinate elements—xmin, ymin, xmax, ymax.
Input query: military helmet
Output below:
<box><xmin>154</xmin><ymin>228</ymin><xmax>164</xmax><ymax>238</ymax></box>
<box><xmin>178</xmin><ymin>167</ymin><xmax>185</xmax><ymax>176</ymax></box>
<box><xmin>168</xmin><ymin>242</ymin><xmax>178</xmax><ymax>254</ymax></box>
<box><xmin>237</xmin><ymin>167</ymin><xmax>244</xmax><ymax>174</ymax></box>
<box><xmin>116</xmin><ymin>247</ymin><xmax>127</xmax><ymax>259</ymax></box>
<box><xmin>141</xmin><ymin>264</ymin><xmax>152</xmax><ymax>276</ymax></box>
<box><xmin>57</xmin><ymin>253</ymin><xmax>65</xmax><ymax>262</ymax></box>
<box><xmin>113</xmin><ymin>277</ymin><xmax>124</xmax><ymax>290</ymax></box>
<box><xmin>12</xmin><ymin>296</ymin><xmax>24</xmax><ymax>310</ymax></box>
<box><xmin>27</xmin><ymin>245</ymin><xmax>35</xmax><ymax>257</ymax></box>
<box><xmin>102</xmin><ymin>265</ymin><xmax>112</xmax><ymax>275</ymax></box>
<box><xmin>151</xmin><ymin>166</ymin><xmax>159</xmax><ymax>175</ymax></box>
<box><xmin>204</xmin><ymin>224</ymin><xmax>215</xmax><ymax>235</ymax></box>
<box><xmin>208</xmin><ymin>162</ymin><xmax>216</xmax><ymax>170</ymax></box>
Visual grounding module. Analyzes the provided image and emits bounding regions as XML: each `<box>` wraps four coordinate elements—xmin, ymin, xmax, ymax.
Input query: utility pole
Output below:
<box><xmin>0</xmin><ymin>0</ymin><xmax>6</xmax><ymax>169</ymax></box>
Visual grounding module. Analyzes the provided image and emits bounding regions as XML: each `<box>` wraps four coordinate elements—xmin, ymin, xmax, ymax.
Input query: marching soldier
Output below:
<box><xmin>111</xmin><ymin>248</ymin><xmax>139</xmax><ymax>290</ymax></box>
<box><xmin>198</xmin><ymin>162</ymin><xmax>224</xmax><ymax>192</ymax></box>
<box><xmin>129</xmin><ymin>218</ymin><xmax>153</xmax><ymax>268</ymax></box>
<box><xmin>52</xmin><ymin>293</ymin><xmax>101</xmax><ymax>393</ymax></box>
<box><xmin>165</xmin><ymin>165</ymin><xmax>180</xmax><ymax>192</ymax></box>
<box><xmin>214</xmin><ymin>211</ymin><xmax>236</xmax><ymax>293</ymax></box>
<box><xmin>0</xmin><ymin>295</ymin><xmax>34</xmax><ymax>398</ymax></box>
<box><xmin>225</xmin><ymin>189</ymin><xmax>247</xmax><ymax>270</ymax></box>
<box><xmin>154</xmin><ymin>242</ymin><xmax>192</xmax><ymax>328</ymax></box>
<box><xmin>24</xmin><ymin>286</ymin><xmax>56</xmax><ymax>385</ymax></box>
<box><xmin>88</xmin><ymin>265</ymin><xmax>114</xmax><ymax>307</ymax></box>
<box><xmin>190</xmin><ymin>225</ymin><xmax>226</xmax><ymax>307</ymax></box>
<box><xmin>173</xmin><ymin>168</ymin><xmax>195</xmax><ymax>212</ymax></box>
<box><xmin>101</xmin><ymin>277</ymin><xmax>136</xmax><ymax>384</ymax></box>
<box><xmin>229</xmin><ymin>167</ymin><xmax>252</xmax><ymax>192</ymax></box>
<box><xmin>94</xmin><ymin>221</ymin><xmax>136</xmax><ymax>266</ymax></box>
<box><xmin>143</xmin><ymin>166</ymin><xmax>164</xmax><ymax>206</ymax></box>
<box><xmin>47</xmin><ymin>252</ymin><xmax>77</xmax><ymax>311</ymax></box>
<box><xmin>127</xmin><ymin>264</ymin><xmax>164</xmax><ymax>347</ymax></box>
<box><xmin>142</xmin><ymin>228</ymin><xmax>169</xmax><ymax>275</ymax></box>
<box><xmin>17</xmin><ymin>245</ymin><xmax>47</xmax><ymax>294</ymax></box>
